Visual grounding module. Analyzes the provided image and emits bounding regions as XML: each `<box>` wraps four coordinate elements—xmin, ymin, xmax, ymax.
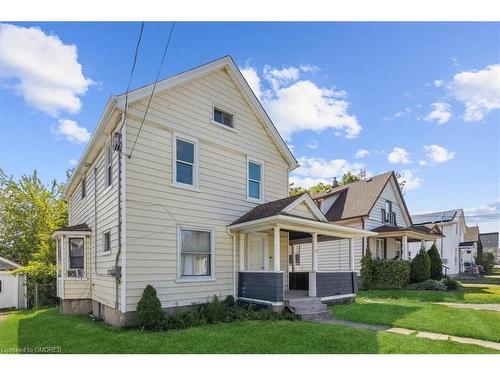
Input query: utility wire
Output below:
<box><xmin>118</xmin><ymin>22</ymin><xmax>145</xmax><ymax>135</ymax></box>
<box><xmin>128</xmin><ymin>22</ymin><xmax>176</xmax><ymax>159</ymax></box>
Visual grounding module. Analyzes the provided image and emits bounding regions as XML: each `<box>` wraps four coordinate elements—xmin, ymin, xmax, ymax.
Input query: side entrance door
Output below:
<box><xmin>248</xmin><ymin>233</ymin><xmax>269</xmax><ymax>271</ymax></box>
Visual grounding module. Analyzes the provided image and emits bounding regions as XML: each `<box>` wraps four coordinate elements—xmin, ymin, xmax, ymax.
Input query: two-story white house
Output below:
<box><xmin>411</xmin><ymin>209</ymin><xmax>467</xmax><ymax>275</ymax></box>
<box><xmin>51</xmin><ymin>56</ymin><xmax>376</xmax><ymax>326</ymax></box>
<box><xmin>290</xmin><ymin>172</ymin><xmax>443</xmax><ymax>279</ymax></box>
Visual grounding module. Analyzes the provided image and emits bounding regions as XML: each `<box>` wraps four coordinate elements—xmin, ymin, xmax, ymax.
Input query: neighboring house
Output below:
<box><xmin>480</xmin><ymin>232</ymin><xmax>500</xmax><ymax>264</ymax></box>
<box><xmin>51</xmin><ymin>56</ymin><xmax>375</xmax><ymax>326</ymax></box>
<box><xmin>411</xmin><ymin>209</ymin><xmax>467</xmax><ymax>275</ymax></box>
<box><xmin>0</xmin><ymin>256</ymin><xmax>27</xmax><ymax>310</ymax></box>
<box><xmin>291</xmin><ymin>172</ymin><xmax>442</xmax><ymax>275</ymax></box>
<box><xmin>460</xmin><ymin>225</ymin><xmax>480</xmax><ymax>267</ymax></box>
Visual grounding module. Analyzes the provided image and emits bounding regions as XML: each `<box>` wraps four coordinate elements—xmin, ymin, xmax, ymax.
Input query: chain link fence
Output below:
<box><xmin>32</xmin><ymin>283</ymin><xmax>58</xmax><ymax>309</ymax></box>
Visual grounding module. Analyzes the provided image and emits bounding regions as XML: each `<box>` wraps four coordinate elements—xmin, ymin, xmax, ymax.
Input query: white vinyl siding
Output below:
<box><xmin>124</xmin><ymin>68</ymin><xmax>289</xmax><ymax>311</ymax></box>
<box><xmin>365</xmin><ymin>181</ymin><xmax>410</xmax><ymax>230</ymax></box>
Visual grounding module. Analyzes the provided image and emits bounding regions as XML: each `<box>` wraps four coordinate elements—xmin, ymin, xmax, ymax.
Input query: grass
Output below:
<box><xmin>331</xmin><ymin>283</ymin><xmax>500</xmax><ymax>343</ymax></box>
<box><xmin>1</xmin><ymin>308</ymin><xmax>498</xmax><ymax>354</ymax></box>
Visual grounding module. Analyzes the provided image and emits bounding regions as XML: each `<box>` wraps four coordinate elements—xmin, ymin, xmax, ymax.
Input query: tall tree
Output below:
<box><xmin>289</xmin><ymin>170</ymin><xmax>367</xmax><ymax>196</ymax></box>
<box><xmin>0</xmin><ymin>169</ymin><xmax>67</xmax><ymax>283</ymax></box>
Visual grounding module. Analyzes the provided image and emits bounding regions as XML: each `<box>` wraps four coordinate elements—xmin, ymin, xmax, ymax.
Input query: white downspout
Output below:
<box><xmin>227</xmin><ymin>229</ymin><xmax>237</xmax><ymax>298</ymax></box>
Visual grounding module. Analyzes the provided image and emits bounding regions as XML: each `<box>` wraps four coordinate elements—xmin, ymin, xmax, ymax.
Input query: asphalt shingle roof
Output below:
<box><xmin>230</xmin><ymin>194</ymin><xmax>304</xmax><ymax>225</ymax></box>
<box><xmin>52</xmin><ymin>223</ymin><xmax>92</xmax><ymax>233</ymax></box>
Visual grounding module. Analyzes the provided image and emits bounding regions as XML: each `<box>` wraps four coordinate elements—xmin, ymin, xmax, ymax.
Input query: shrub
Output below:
<box><xmin>370</xmin><ymin>259</ymin><xmax>410</xmax><ymax>289</ymax></box>
<box><xmin>406</xmin><ymin>279</ymin><xmax>447</xmax><ymax>291</ymax></box>
<box><xmin>223</xmin><ymin>295</ymin><xmax>236</xmax><ymax>307</ymax></box>
<box><xmin>360</xmin><ymin>249</ymin><xmax>374</xmax><ymax>290</ymax></box>
<box><xmin>442</xmin><ymin>276</ymin><xmax>462</xmax><ymax>291</ymax></box>
<box><xmin>427</xmin><ymin>244</ymin><xmax>443</xmax><ymax>280</ymax></box>
<box><xmin>410</xmin><ymin>248</ymin><xmax>431</xmax><ymax>283</ymax></box>
<box><xmin>483</xmin><ymin>253</ymin><xmax>496</xmax><ymax>274</ymax></box>
<box><xmin>136</xmin><ymin>285</ymin><xmax>164</xmax><ymax>330</ymax></box>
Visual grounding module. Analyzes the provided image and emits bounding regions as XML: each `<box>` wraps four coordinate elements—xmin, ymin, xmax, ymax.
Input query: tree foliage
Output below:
<box><xmin>427</xmin><ymin>244</ymin><xmax>443</xmax><ymax>280</ymax></box>
<box><xmin>289</xmin><ymin>170</ymin><xmax>367</xmax><ymax>196</ymax></box>
<box><xmin>136</xmin><ymin>284</ymin><xmax>164</xmax><ymax>330</ymax></box>
<box><xmin>410</xmin><ymin>248</ymin><xmax>431</xmax><ymax>283</ymax></box>
<box><xmin>0</xmin><ymin>169</ymin><xmax>67</xmax><ymax>284</ymax></box>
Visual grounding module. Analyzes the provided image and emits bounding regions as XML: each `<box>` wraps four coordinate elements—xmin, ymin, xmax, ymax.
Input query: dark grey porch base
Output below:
<box><xmin>238</xmin><ymin>272</ymin><xmax>283</xmax><ymax>303</ymax></box>
<box><xmin>316</xmin><ymin>272</ymin><xmax>358</xmax><ymax>297</ymax></box>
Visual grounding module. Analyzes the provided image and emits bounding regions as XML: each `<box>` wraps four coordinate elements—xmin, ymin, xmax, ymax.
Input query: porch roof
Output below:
<box><xmin>371</xmin><ymin>224</ymin><xmax>443</xmax><ymax>241</ymax></box>
<box><xmin>51</xmin><ymin>223</ymin><xmax>92</xmax><ymax>239</ymax></box>
<box><xmin>228</xmin><ymin>213</ymin><xmax>377</xmax><ymax>239</ymax></box>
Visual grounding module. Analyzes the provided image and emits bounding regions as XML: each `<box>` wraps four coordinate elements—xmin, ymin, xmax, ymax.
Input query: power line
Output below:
<box><xmin>118</xmin><ymin>22</ymin><xmax>145</xmax><ymax>135</ymax></box>
<box><xmin>128</xmin><ymin>22</ymin><xmax>176</xmax><ymax>159</ymax></box>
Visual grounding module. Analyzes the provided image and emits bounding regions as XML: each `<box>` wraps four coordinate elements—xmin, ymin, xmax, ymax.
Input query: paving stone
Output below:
<box><xmin>386</xmin><ymin>327</ymin><xmax>414</xmax><ymax>335</ymax></box>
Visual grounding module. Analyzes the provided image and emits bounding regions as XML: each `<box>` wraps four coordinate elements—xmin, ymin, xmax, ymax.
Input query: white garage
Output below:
<box><xmin>0</xmin><ymin>256</ymin><xmax>27</xmax><ymax>310</ymax></box>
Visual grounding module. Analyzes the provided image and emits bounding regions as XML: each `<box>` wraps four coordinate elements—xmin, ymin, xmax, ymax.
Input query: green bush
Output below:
<box><xmin>410</xmin><ymin>248</ymin><xmax>431</xmax><ymax>283</ymax></box>
<box><xmin>483</xmin><ymin>253</ymin><xmax>496</xmax><ymax>274</ymax></box>
<box><xmin>407</xmin><ymin>279</ymin><xmax>447</xmax><ymax>291</ymax></box>
<box><xmin>360</xmin><ymin>249</ymin><xmax>373</xmax><ymax>290</ymax></box>
<box><xmin>427</xmin><ymin>244</ymin><xmax>443</xmax><ymax>280</ymax></box>
<box><xmin>136</xmin><ymin>285</ymin><xmax>164</xmax><ymax>330</ymax></box>
<box><xmin>442</xmin><ymin>276</ymin><xmax>462</xmax><ymax>291</ymax></box>
<box><xmin>370</xmin><ymin>259</ymin><xmax>411</xmax><ymax>289</ymax></box>
<box><xmin>159</xmin><ymin>296</ymin><xmax>296</xmax><ymax>331</ymax></box>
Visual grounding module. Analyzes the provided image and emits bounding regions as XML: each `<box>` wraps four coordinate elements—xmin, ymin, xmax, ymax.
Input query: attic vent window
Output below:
<box><xmin>213</xmin><ymin>108</ymin><xmax>234</xmax><ymax>128</ymax></box>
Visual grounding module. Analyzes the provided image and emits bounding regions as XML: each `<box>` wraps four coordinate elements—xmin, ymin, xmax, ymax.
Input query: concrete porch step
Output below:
<box><xmin>300</xmin><ymin>311</ymin><xmax>332</xmax><ymax>321</ymax></box>
<box><xmin>292</xmin><ymin>305</ymin><xmax>328</xmax><ymax>314</ymax></box>
<box><xmin>286</xmin><ymin>296</ymin><xmax>331</xmax><ymax>321</ymax></box>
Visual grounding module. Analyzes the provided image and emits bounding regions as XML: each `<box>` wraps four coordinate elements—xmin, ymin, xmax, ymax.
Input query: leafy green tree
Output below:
<box><xmin>410</xmin><ymin>248</ymin><xmax>431</xmax><ymax>283</ymax></box>
<box><xmin>360</xmin><ymin>248</ymin><xmax>373</xmax><ymax>290</ymax></box>
<box><xmin>289</xmin><ymin>170</ymin><xmax>367</xmax><ymax>196</ymax></box>
<box><xmin>475</xmin><ymin>239</ymin><xmax>484</xmax><ymax>270</ymax></box>
<box><xmin>427</xmin><ymin>244</ymin><xmax>443</xmax><ymax>280</ymax></box>
<box><xmin>0</xmin><ymin>169</ymin><xmax>67</xmax><ymax>285</ymax></box>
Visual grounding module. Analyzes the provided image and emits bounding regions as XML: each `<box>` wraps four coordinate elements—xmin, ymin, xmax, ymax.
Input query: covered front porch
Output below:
<box><xmin>370</xmin><ymin>225</ymin><xmax>444</xmax><ymax>261</ymax></box>
<box><xmin>228</xmin><ymin>194</ymin><xmax>376</xmax><ymax>307</ymax></box>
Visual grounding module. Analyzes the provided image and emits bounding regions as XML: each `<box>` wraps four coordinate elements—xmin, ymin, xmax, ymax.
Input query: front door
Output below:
<box><xmin>248</xmin><ymin>233</ymin><xmax>269</xmax><ymax>271</ymax></box>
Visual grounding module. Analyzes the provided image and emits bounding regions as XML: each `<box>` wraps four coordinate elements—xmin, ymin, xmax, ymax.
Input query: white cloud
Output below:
<box><xmin>241</xmin><ymin>64</ymin><xmax>361</xmax><ymax>140</ymax></box>
<box><xmin>423</xmin><ymin>144</ymin><xmax>456</xmax><ymax>163</ymax></box>
<box><xmin>355</xmin><ymin>149</ymin><xmax>369</xmax><ymax>159</ymax></box>
<box><xmin>388</xmin><ymin>147</ymin><xmax>411</xmax><ymax>164</ymax></box>
<box><xmin>68</xmin><ymin>158</ymin><xmax>78</xmax><ymax>166</ymax></box>
<box><xmin>425</xmin><ymin>102</ymin><xmax>452</xmax><ymax>124</ymax></box>
<box><xmin>0</xmin><ymin>23</ymin><xmax>92</xmax><ymax>116</ymax></box>
<box><xmin>448</xmin><ymin>64</ymin><xmax>500</xmax><ymax>122</ymax></box>
<box><xmin>464</xmin><ymin>201</ymin><xmax>500</xmax><ymax>222</ymax></box>
<box><xmin>398</xmin><ymin>169</ymin><xmax>422</xmax><ymax>190</ymax></box>
<box><xmin>290</xmin><ymin>156</ymin><xmax>365</xmax><ymax>188</ymax></box>
<box><xmin>306</xmin><ymin>140</ymin><xmax>318</xmax><ymax>149</ymax></box>
<box><xmin>418</xmin><ymin>160</ymin><xmax>427</xmax><ymax>166</ymax></box>
<box><xmin>434</xmin><ymin>80</ymin><xmax>444</xmax><ymax>88</ymax></box>
<box><xmin>53</xmin><ymin>119</ymin><xmax>90</xmax><ymax>143</ymax></box>
<box><xmin>383</xmin><ymin>106</ymin><xmax>412</xmax><ymax>121</ymax></box>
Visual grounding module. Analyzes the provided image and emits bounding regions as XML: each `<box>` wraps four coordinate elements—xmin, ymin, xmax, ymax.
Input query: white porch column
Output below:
<box><xmin>239</xmin><ymin>233</ymin><xmax>245</xmax><ymax>271</ymax></box>
<box><xmin>349</xmin><ymin>238</ymin><xmax>355</xmax><ymax>271</ymax></box>
<box><xmin>291</xmin><ymin>245</ymin><xmax>296</xmax><ymax>272</ymax></box>
<box><xmin>273</xmin><ymin>225</ymin><xmax>280</xmax><ymax>271</ymax></box>
<box><xmin>312</xmin><ymin>233</ymin><xmax>318</xmax><ymax>272</ymax></box>
<box><xmin>402</xmin><ymin>235</ymin><xmax>408</xmax><ymax>260</ymax></box>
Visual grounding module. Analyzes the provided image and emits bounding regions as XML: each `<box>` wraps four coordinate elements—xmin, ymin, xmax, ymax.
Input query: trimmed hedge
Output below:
<box><xmin>136</xmin><ymin>284</ymin><xmax>164</xmax><ymax>330</ymax></box>
<box><xmin>370</xmin><ymin>259</ymin><xmax>411</xmax><ymax>289</ymax></box>
<box><xmin>360</xmin><ymin>249</ymin><xmax>374</xmax><ymax>290</ymax></box>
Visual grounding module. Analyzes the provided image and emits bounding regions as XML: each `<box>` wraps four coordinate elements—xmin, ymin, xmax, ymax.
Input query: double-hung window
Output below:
<box><xmin>179</xmin><ymin>228</ymin><xmax>213</xmax><ymax>279</ymax></box>
<box><xmin>174</xmin><ymin>136</ymin><xmax>197</xmax><ymax>188</ymax></box>
<box><xmin>68</xmin><ymin>238</ymin><xmax>85</xmax><ymax>277</ymax></box>
<box><xmin>247</xmin><ymin>159</ymin><xmax>262</xmax><ymax>201</ymax></box>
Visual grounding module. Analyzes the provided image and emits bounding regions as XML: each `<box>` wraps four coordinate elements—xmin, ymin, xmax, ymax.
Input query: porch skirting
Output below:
<box><xmin>315</xmin><ymin>272</ymin><xmax>358</xmax><ymax>297</ymax></box>
<box><xmin>238</xmin><ymin>272</ymin><xmax>283</xmax><ymax>303</ymax></box>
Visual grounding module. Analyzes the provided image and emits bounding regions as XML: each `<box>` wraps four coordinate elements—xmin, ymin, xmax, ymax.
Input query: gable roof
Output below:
<box><xmin>64</xmin><ymin>56</ymin><xmax>298</xmax><ymax>199</ymax></box>
<box><xmin>411</xmin><ymin>209</ymin><xmax>461</xmax><ymax>225</ymax></box>
<box><xmin>0</xmin><ymin>255</ymin><xmax>22</xmax><ymax>270</ymax></box>
<box><xmin>480</xmin><ymin>232</ymin><xmax>499</xmax><ymax>248</ymax></box>
<box><xmin>464</xmin><ymin>225</ymin><xmax>480</xmax><ymax>242</ymax></box>
<box><xmin>312</xmin><ymin>171</ymin><xmax>410</xmax><ymax>223</ymax></box>
<box><xmin>231</xmin><ymin>193</ymin><xmax>327</xmax><ymax>226</ymax></box>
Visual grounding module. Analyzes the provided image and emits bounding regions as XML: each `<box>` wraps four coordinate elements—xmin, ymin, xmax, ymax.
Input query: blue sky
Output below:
<box><xmin>0</xmin><ymin>22</ymin><xmax>499</xmax><ymax>232</ymax></box>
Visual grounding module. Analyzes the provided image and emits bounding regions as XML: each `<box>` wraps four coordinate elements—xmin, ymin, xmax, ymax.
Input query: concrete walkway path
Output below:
<box><xmin>319</xmin><ymin>317</ymin><xmax>500</xmax><ymax>351</ymax></box>
<box><xmin>435</xmin><ymin>302</ymin><xmax>500</xmax><ymax>312</ymax></box>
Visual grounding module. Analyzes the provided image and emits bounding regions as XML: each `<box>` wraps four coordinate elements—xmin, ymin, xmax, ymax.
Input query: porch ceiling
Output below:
<box><xmin>227</xmin><ymin>214</ymin><xmax>377</xmax><ymax>239</ymax></box>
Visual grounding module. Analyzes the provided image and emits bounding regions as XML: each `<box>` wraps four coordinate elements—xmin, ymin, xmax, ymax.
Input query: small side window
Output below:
<box><xmin>0</xmin><ymin>280</ymin><xmax>3</xmax><ymax>294</ymax></box>
<box><xmin>103</xmin><ymin>231</ymin><xmax>111</xmax><ymax>253</ymax></box>
<box><xmin>105</xmin><ymin>143</ymin><xmax>112</xmax><ymax>187</ymax></box>
<box><xmin>81</xmin><ymin>176</ymin><xmax>86</xmax><ymax>199</ymax></box>
<box><xmin>213</xmin><ymin>108</ymin><xmax>234</xmax><ymax>128</ymax></box>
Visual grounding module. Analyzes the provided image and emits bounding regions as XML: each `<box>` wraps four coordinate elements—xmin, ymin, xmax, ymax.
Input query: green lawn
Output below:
<box><xmin>331</xmin><ymin>284</ymin><xmax>500</xmax><ymax>343</ymax></box>
<box><xmin>1</xmin><ymin>308</ymin><xmax>498</xmax><ymax>354</ymax></box>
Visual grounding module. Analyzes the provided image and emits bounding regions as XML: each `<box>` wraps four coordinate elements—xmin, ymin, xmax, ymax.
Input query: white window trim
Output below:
<box><xmin>172</xmin><ymin>132</ymin><xmax>199</xmax><ymax>192</ymax></box>
<box><xmin>103</xmin><ymin>230</ymin><xmax>111</xmax><ymax>254</ymax></box>
<box><xmin>211</xmin><ymin>104</ymin><xmax>237</xmax><ymax>132</ymax></box>
<box><xmin>176</xmin><ymin>225</ymin><xmax>215</xmax><ymax>283</ymax></box>
<box><xmin>246</xmin><ymin>156</ymin><xmax>264</xmax><ymax>203</ymax></box>
<box><xmin>66</xmin><ymin>236</ymin><xmax>87</xmax><ymax>280</ymax></box>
